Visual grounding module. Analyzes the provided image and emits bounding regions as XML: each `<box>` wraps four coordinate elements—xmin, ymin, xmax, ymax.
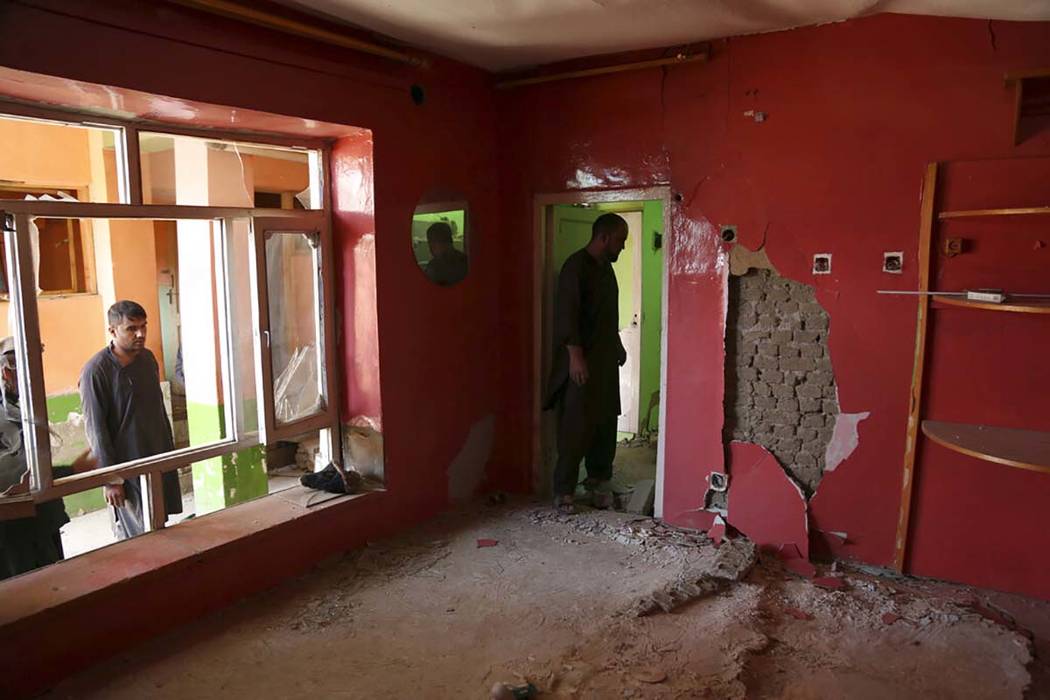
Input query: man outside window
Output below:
<box><xmin>0</xmin><ymin>337</ymin><xmax>94</xmax><ymax>578</ymax></box>
<box><xmin>80</xmin><ymin>300</ymin><xmax>182</xmax><ymax>540</ymax></box>
<box><xmin>544</xmin><ymin>213</ymin><xmax>628</xmax><ymax>514</ymax></box>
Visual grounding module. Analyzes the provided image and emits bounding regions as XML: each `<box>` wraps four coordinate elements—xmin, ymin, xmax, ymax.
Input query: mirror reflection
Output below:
<box><xmin>411</xmin><ymin>196</ymin><xmax>469</xmax><ymax>286</ymax></box>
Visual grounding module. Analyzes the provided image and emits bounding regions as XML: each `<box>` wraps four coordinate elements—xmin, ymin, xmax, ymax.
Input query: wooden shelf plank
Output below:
<box><xmin>922</xmin><ymin>421</ymin><xmax>1050</xmax><ymax>475</ymax></box>
<box><xmin>932</xmin><ymin>296</ymin><xmax>1050</xmax><ymax>314</ymax></box>
<box><xmin>938</xmin><ymin>206</ymin><xmax>1050</xmax><ymax>220</ymax></box>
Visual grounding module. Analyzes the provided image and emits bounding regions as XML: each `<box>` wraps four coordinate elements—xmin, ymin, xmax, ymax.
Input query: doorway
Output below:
<box><xmin>535</xmin><ymin>189</ymin><xmax>669</xmax><ymax>513</ymax></box>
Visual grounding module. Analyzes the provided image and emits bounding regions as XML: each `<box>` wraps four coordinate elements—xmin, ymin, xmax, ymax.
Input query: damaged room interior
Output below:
<box><xmin>0</xmin><ymin>1</ymin><xmax>1049</xmax><ymax>698</ymax></box>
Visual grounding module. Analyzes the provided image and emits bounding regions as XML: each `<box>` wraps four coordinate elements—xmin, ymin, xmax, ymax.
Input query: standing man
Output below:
<box><xmin>544</xmin><ymin>213</ymin><xmax>628</xmax><ymax>514</ymax></box>
<box><xmin>0</xmin><ymin>337</ymin><xmax>95</xmax><ymax>578</ymax></box>
<box><xmin>80</xmin><ymin>300</ymin><xmax>182</xmax><ymax>540</ymax></box>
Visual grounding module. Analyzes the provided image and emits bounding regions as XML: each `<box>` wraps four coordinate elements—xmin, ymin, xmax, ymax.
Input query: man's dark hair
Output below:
<box><xmin>592</xmin><ymin>212</ymin><xmax>627</xmax><ymax>240</ymax></box>
<box><xmin>426</xmin><ymin>222</ymin><xmax>454</xmax><ymax>246</ymax></box>
<box><xmin>108</xmin><ymin>300</ymin><xmax>147</xmax><ymax>326</ymax></box>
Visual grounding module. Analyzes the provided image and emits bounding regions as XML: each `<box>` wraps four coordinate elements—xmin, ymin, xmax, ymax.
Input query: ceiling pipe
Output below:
<box><xmin>497</xmin><ymin>50</ymin><xmax>708</xmax><ymax>89</ymax></box>
<box><xmin>167</xmin><ymin>0</ymin><xmax>426</xmax><ymax>67</ymax></box>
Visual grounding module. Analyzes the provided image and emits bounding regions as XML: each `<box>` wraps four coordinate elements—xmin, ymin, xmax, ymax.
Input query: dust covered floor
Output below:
<box><xmin>47</xmin><ymin>501</ymin><xmax>1047</xmax><ymax>699</ymax></box>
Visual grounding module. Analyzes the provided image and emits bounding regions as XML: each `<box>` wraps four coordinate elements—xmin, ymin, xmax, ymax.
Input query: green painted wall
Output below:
<box><xmin>638</xmin><ymin>200</ymin><xmax>663</xmax><ymax>432</ymax></box>
<box><xmin>63</xmin><ymin>487</ymin><xmax>105</xmax><ymax>517</ymax></box>
<box><xmin>550</xmin><ymin>202</ymin><xmax>663</xmax><ymax>434</ymax></box>
<box><xmin>188</xmin><ymin>402</ymin><xmax>266</xmax><ymax>515</ymax></box>
<box><xmin>46</xmin><ymin>393</ymin><xmax>81</xmax><ymax>424</ymax></box>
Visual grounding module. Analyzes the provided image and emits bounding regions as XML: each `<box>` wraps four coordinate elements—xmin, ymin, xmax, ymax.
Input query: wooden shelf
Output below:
<box><xmin>922</xmin><ymin>421</ymin><xmax>1050</xmax><ymax>475</ymax></box>
<box><xmin>932</xmin><ymin>296</ymin><xmax>1050</xmax><ymax>314</ymax></box>
<box><xmin>938</xmin><ymin>206</ymin><xmax>1050</xmax><ymax>220</ymax></box>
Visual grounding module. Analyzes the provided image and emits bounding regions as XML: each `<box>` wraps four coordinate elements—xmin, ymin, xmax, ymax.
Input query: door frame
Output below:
<box><xmin>532</xmin><ymin>186</ymin><xmax>672</xmax><ymax>516</ymax></box>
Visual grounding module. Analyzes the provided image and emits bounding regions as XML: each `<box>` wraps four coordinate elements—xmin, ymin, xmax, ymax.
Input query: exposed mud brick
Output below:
<box><xmin>760</xmin><ymin>369</ymin><xmax>784</xmax><ymax>384</ymax></box>
<box><xmin>796</xmin><ymin>451</ymin><xmax>817</xmax><ymax>467</ymax></box>
<box><xmin>754</xmin><ymin>396</ymin><xmax>776</xmax><ymax>410</ymax></box>
<box><xmin>740</xmin><ymin>285</ymin><xmax>765</xmax><ymax>301</ymax></box>
<box><xmin>809</xmin><ymin>370</ymin><xmax>834</xmax><ymax>386</ymax></box>
<box><xmin>736</xmin><ymin>367</ymin><xmax>757</xmax><ymax>382</ymax></box>
<box><xmin>737</xmin><ymin>311</ymin><xmax>758</xmax><ymax>328</ymax></box>
<box><xmin>804</xmin><ymin>316</ymin><xmax>829</xmax><ymax>331</ymax></box>
<box><xmin>799</xmin><ymin>398</ymin><xmax>821</xmax><ymax>413</ymax></box>
<box><xmin>781</xmin><ymin>357</ymin><xmax>817</xmax><ymax>372</ymax></box>
<box><xmin>753</xmin><ymin>356</ymin><xmax>779</xmax><ymax>370</ymax></box>
<box><xmin>796</xmin><ymin>383</ymin><xmax>823</xmax><ymax>399</ymax></box>
<box><xmin>771</xmin><ymin>411</ymin><xmax>800</xmax><ymax>426</ymax></box>
<box><xmin>725</xmin><ymin>269</ymin><xmax>840</xmax><ymax>493</ymax></box>
<box><xmin>800</xmin><ymin>344</ymin><xmax>824</xmax><ymax>359</ymax></box>
<box><xmin>803</xmin><ymin>414</ymin><xmax>825</xmax><ymax>428</ymax></box>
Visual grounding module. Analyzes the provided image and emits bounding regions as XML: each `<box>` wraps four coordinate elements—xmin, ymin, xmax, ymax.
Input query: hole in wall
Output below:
<box><xmin>883</xmin><ymin>252</ymin><xmax>903</xmax><ymax>273</ymax></box>
<box><xmin>724</xmin><ymin>268</ymin><xmax>840</xmax><ymax>496</ymax></box>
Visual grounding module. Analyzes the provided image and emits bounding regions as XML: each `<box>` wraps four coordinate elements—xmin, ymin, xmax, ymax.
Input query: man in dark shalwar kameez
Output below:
<box><xmin>544</xmin><ymin>213</ymin><xmax>628</xmax><ymax>515</ymax></box>
<box><xmin>80</xmin><ymin>300</ymin><xmax>182</xmax><ymax>540</ymax></box>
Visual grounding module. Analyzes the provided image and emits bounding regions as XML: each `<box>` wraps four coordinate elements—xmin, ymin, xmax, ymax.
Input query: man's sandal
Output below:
<box><xmin>553</xmin><ymin>494</ymin><xmax>576</xmax><ymax>515</ymax></box>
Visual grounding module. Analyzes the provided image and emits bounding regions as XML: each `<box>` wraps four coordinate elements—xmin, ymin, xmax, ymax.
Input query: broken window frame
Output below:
<box><xmin>250</xmin><ymin>218</ymin><xmax>340</xmax><ymax>445</ymax></box>
<box><xmin>0</xmin><ymin>100</ymin><xmax>341</xmax><ymax>532</ymax></box>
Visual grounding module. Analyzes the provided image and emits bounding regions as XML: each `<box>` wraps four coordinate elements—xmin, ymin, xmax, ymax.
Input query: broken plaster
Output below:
<box><xmin>824</xmin><ymin>410</ymin><xmax>870</xmax><ymax>472</ymax></box>
<box><xmin>729</xmin><ymin>242</ymin><xmax>778</xmax><ymax>277</ymax></box>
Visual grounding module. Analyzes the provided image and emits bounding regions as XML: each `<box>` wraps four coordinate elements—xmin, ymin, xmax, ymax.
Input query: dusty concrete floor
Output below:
<box><xmin>47</xmin><ymin>501</ymin><xmax>1047</xmax><ymax>699</ymax></box>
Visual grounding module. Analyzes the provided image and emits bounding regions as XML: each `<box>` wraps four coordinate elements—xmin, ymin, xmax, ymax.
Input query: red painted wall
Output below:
<box><xmin>0</xmin><ymin>1</ymin><xmax>507</xmax><ymax>691</ymax></box>
<box><xmin>496</xmin><ymin>15</ymin><xmax>1050</xmax><ymax>598</ymax></box>
<box><xmin>2</xmin><ymin>5</ymin><xmax>1050</xmax><ymax>693</ymax></box>
<box><xmin>0</xmin><ymin>0</ymin><xmax>506</xmax><ymax>501</ymax></box>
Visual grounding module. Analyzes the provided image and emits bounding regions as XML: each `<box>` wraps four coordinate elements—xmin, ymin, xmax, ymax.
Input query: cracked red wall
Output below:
<box><xmin>497</xmin><ymin>14</ymin><xmax>1050</xmax><ymax>598</ymax></box>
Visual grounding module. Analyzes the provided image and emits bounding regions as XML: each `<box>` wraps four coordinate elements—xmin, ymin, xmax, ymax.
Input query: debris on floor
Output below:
<box><xmin>48</xmin><ymin>499</ymin><xmax>1044</xmax><ymax>700</ymax></box>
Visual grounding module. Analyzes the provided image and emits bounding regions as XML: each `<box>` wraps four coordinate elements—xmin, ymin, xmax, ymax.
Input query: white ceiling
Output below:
<box><xmin>282</xmin><ymin>0</ymin><xmax>1050</xmax><ymax>71</ymax></box>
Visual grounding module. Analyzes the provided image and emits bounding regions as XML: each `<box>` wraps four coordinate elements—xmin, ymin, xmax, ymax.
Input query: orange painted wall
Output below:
<box><xmin>108</xmin><ymin>219</ymin><xmax>164</xmax><ymax>373</ymax></box>
<box><xmin>0</xmin><ymin>294</ymin><xmax>106</xmax><ymax>394</ymax></box>
<box><xmin>0</xmin><ymin>118</ymin><xmax>91</xmax><ymax>190</ymax></box>
<box><xmin>249</xmin><ymin>154</ymin><xmax>308</xmax><ymax>194</ymax></box>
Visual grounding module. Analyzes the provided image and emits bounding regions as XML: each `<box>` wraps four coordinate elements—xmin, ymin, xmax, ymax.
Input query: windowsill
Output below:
<box><xmin>0</xmin><ymin>485</ymin><xmax>383</xmax><ymax>627</ymax></box>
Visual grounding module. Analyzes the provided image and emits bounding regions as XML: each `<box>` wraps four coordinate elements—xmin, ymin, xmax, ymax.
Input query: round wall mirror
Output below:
<box><xmin>411</xmin><ymin>193</ymin><xmax>470</xmax><ymax>287</ymax></box>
